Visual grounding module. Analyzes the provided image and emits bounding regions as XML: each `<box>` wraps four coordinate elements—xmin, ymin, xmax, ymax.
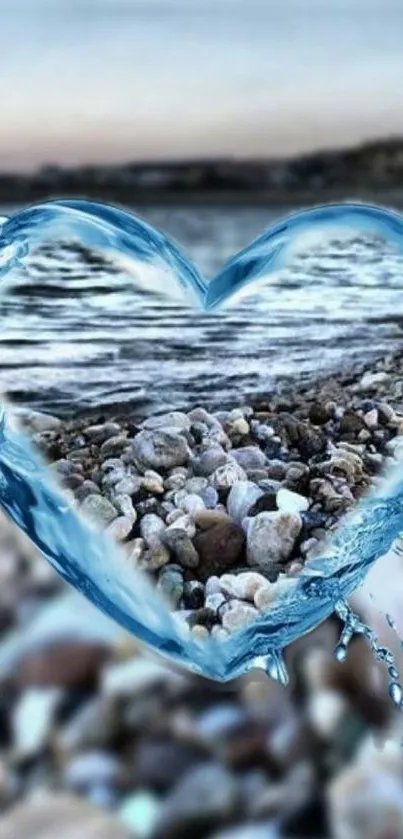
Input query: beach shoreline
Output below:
<box><xmin>19</xmin><ymin>346</ymin><xmax>403</xmax><ymax>639</ymax></box>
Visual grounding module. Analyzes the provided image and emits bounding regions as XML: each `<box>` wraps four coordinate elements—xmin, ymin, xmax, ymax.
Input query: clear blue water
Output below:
<box><xmin>1</xmin><ymin>198</ymin><xmax>403</xmax><ymax>682</ymax></box>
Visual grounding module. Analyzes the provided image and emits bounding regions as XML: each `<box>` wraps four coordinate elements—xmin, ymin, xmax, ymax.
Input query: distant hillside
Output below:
<box><xmin>1</xmin><ymin>137</ymin><xmax>403</xmax><ymax>205</ymax></box>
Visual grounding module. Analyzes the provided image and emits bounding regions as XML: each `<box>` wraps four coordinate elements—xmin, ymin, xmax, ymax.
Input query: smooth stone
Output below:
<box><xmin>191</xmin><ymin>444</ymin><xmax>229</xmax><ymax>477</ymax></box>
<box><xmin>142</xmin><ymin>411</ymin><xmax>191</xmax><ymax>432</ymax></box>
<box><xmin>17</xmin><ymin>639</ymin><xmax>110</xmax><ymax>689</ymax></box>
<box><xmin>266</xmin><ymin>459</ymin><xmax>287</xmax><ymax>480</ymax></box>
<box><xmin>204</xmin><ymin>576</ymin><xmax>222</xmax><ymax>596</ymax></box>
<box><xmin>221</xmin><ymin>571</ymin><xmax>271</xmax><ymax>602</ymax></box>
<box><xmin>254</xmin><ymin>585</ymin><xmax>277</xmax><ymax>611</ymax></box>
<box><xmin>143</xmin><ymin>545</ymin><xmax>171</xmax><ymax>570</ymax></box>
<box><xmin>222</xmin><ymin>602</ymin><xmax>259</xmax><ymax>631</ymax></box>
<box><xmin>140</xmin><ymin>513</ymin><xmax>166</xmax><ymax>547</ymax></box>
<box><xmin>232</xmin><ymin>447</ymin><xmax>268</xmax><ymax>473</ymax></box>
<box><xmin>205</xmin><ymin>592</ymin><xmax>227</xmax><ymax>613</ymax></box>
<box><xmin>0</xmin><ymin>795</ymin><xmax>133</xmax><ymax>839</ymax></box>
<box><xmin>228</xmin><ymin>417</ymin><xmax>250</xmax><ymax>437</ymax></box>
<box><xmin>80</xmin><ymin>494</ymin><xmax>118</xmax><ymax>528</ymax></box>
<box><xmin>100</xmin><ymin>433</ymin><xmax>129</xmax><ymax>456</ymax></box>
<box><xmin>19</xmin><ymin>409</ymin><xmax>62</xmax><ymax>432</ymax></box>
<box><xmin>162</xmin><ymin>529</ymin><xmax>199</xmax><ymax>568</ymax></box>
<box><xmin>195</xmin><ymin>509</ymin><xmax>232</xmax><ymax>530</ymax></box>
<box><xmin>75</xmin><ymin>480</ymin><xmax>102</xmax><ymax>502</ymax></box>
<box><xmin>164</xmin><ymin>472</ymin><xmax>188</xmax><ymax>492</ymax></box>
<box><xmin>201</xmin><ymin>486</ymin><xmax>219</xmax><ymax>509</ymax></box>
<box><xmin>113</xmin><ymin>493</ymin><xmax>137</xmax><ymax>520</ymax></box>
<box><xmin>166</xmin><ymin>514</ymin><xmax>196</xmax><ymax>538</ymax></box>
<box><xmin>364</xmin><ymin>408</ymin><xmax>379</xmax><ymax>429</ymax></box>
<box><xmin>85</xmin><ymin>422</ymin><xmax>122</xmax><ymax>443</ymax></box>
<box><xmin>210</xmin><ymin>459</ymin><xmax>247</xmax><ymax>491</ymax></box>
<box><xmin>63</xmin><ymin>750</ymin><xmax>121</xmax><ymax>790</ymax></box>
<box><xmin>276</xmin><ymin>487</ymin><xmax>309</xmax><ymax>514</ymax></box>
<box><xmin>133</xmin><ymin>429</ymin><xmax>189</xmax><ymax>472</ymax></box>
<box><xmin>357</xmin><ymin>370</ymin><xmax>391</xmax><ymax>391</ymax></box>
<box><xmin>246</xmin><ymin>512</ymin><xmax>302</xmax><ymax>572</ymax></box>
<box><xmin>308</xmin><ymin>403</ymin><xmax>331</xmax><ymax>425</ymax></box>
<box><xmin>114</xmin><ymin>475</ymin><xmax>143</xmax><ymax>496</ymax></box>
<box><xmin>12</xmin><ymin>687</ymin><xmax>61</xmax><ymax>759</ymax></box>
<box><xmin>184</xmin><ymin>476</ymin><xmax>208</xmax><ymax>494</ymax></box>
<box><xmin>181</xmin><ymin>493</ymin><xmax>206</xmax><ymax>516</ymax></box>
<box><xmin>142</xmin><ymin>470</ymin><xmax>165</xmax><ymax>494</ymax></box>
<box><xmin>227</xmin><ymin>481</ymin><xmax>264</xmax><ymax>525</ymax></box>
<box><xmin>193</xmin><ymin>521</ymin><xmax>245</xmax><ymax>581</ymax></box>
<box><xmin>105</xmin><ymin>515</ymin><xmax>134</xmax><ymax>542</ymax></box>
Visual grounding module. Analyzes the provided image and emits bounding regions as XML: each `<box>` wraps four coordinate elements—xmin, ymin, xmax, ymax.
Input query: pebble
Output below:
<box><xmin>132</xmin><ymin>429</ymin><xmax>190</xmax><ymax>472</ymax></box>
<box><xmin>222</xmin><ymin>602</ymin><xmax>259</xmax><ymax>632</ymax></box>
<box><xmin>245</xmin><ymin>512</ymin><xmax>302</xmax><ymax>573</ymax></box>
<box><xmin>162</xmin><ymin>529</ymin><xmax>199</xmax><ymax>569</ymax></box>
<box><xmin>140</xmin><ymin>513</ymin><xmax>166</xmax><ymax>547</ymax></box>
<box><xmin>358</xmin><ymin>370</ymin><xmax>391</xmax><ymax>391</ymax></box>
<box><xmin>142</xmin><ymin>470</ymin><xmax>165</xmax><ymax>494</ymax></box>
<box><xmin>192</xmin><ymin>444</ymin><xmax>229</xmax><ymax>476</ymax></box>
<box><xmin>193</xmin><ymin>521</ymin><xmax>245</xmax><ymax>581</ymax></box>
<box><xmin>80</xmin><ymin>494</ymin><xmax>118</xmax><ymax>528</ymax></box>
<box><xmin>100</xmin><ymin>433</ymin><xmax>129</xmax><ymax>456</ymax></box>
<box><xmin>276</xmin><ymin>487</ymin><xmax>309</xmax><ymax>514</ymax></box>
<box><xmin>181</xmin><ymin>493</ymin><xmax>206</xmax><ymax>516</ymax></box>
<box><xmin>105</xmin><ymin>515</ymin><xmax>134</xmax><ymax>542</ymax></box>
<box><xmin>85</xmin><ymin>421</ymin><xmax>122</xmax><ymax>442</ymax></box>
<box><xmin>210</xmin><ymin>459</ymin><xmax>248</xmax><ymax>491</ymax></box>
<box><xmin>364</xmin><ymin>408</ymin><xmax>379</xmax><ymax>429</ymax></box>
<box><xmin>142</xmin><ymin>411</ymin><xmax>191</xmax><ymax>432</ymax></box>
<box><xmin>63</xmin><ymin>750</ymin><xmax>121</xmax><ymax>791</ymax></box>
<box><xmin>227</xmin><ymin>481</ymin><xmax>264</xmax><ymax>525</ymax></box>
<box><xmin>0</xmin><ymin>795</ymin><xmax>133</xmax><ymax>839</ymax></box>
<box><xmin>232</xmin><ymin>446</ymin><xmax>268</xmax><ymax>473</ymax></box>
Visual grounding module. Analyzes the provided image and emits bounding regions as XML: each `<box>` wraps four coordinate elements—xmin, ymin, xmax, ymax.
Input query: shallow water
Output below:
<box><xmin>1</xmin><ymin>203</ymin><xmax>403</xmax><ymax>417</ymax></box>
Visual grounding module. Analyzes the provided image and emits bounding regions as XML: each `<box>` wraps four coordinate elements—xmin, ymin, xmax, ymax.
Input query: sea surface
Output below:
<box><xmin>1</xmin><ymin>204</ymin><xmax>403</xmax><ymax>418</ymax></box>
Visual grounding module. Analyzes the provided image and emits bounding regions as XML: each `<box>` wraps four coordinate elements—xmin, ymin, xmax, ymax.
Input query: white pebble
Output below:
<box><xmin>276</xmin><ymin>487</ymin><xmax>309</xmax><ymax>514</ymax></box>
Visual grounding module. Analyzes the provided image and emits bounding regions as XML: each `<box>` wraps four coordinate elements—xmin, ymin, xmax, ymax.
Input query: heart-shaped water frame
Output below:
<box><xmin>1</xmin><ymin>198</ymin><xmax>403</xmax><ymax>682</ymax></box>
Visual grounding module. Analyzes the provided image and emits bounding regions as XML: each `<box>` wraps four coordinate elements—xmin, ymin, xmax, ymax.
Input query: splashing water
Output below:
<box><xmin>1</xmin><ymin>198</ymin><xmax>403</xmax><ymax>684</ymax></box>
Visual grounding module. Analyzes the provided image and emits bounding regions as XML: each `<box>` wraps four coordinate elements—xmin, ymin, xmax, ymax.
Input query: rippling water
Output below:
<box><xmin>1</xmin><ymin>204</ymin><xmax>403</xmax><ymax>417</ymax></box>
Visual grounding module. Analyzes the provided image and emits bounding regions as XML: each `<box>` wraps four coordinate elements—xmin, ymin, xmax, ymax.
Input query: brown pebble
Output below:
<box><xmin>193</xmin><ymin>521</ymin><xmax>245</xmax><ymax>581</ymax></box>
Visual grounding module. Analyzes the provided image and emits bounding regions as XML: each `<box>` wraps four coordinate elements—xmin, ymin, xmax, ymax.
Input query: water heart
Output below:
<box><xmin>1</xmin><ymin>198</ymin><xmax>403</xmax><ymax>683</ymax></box>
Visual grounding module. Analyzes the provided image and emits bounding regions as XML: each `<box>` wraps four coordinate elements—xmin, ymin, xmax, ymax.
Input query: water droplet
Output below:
<box><xmin>334</xmin><ymin>642</ymin><xmax>348</xmax><ymax>663</ymax></box>
<box><xmin>388</xmin><ymin>665</ymin><xmax>399</xmax><ymax>681</ymax></box>
<box><xmin>389</xmin><ymin>682</ymin><xmax>403</xmax><ymax>706</ymax></box>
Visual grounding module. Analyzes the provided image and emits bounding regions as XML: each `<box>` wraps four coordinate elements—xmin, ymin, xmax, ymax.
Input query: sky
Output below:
<box><xmin>1</xmin><ymin>0</ymin><xmax>403</xmax><ymax>170</ymax></box>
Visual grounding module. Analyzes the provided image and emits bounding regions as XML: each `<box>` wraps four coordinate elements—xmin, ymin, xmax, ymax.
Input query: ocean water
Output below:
<box><xmin>1</xmin><ymin>203</ymin><xmax>403</xmax><ymax>417</ymax></box>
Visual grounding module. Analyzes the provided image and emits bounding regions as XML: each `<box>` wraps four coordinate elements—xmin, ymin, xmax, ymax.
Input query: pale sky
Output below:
<box><xmin>1</xmin><ymin>0</ymin><xmax>403</xmax><ymax>171</ymax></box>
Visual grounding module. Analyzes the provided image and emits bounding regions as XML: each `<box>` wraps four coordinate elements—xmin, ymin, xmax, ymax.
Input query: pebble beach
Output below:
<box><xmin>17</xmin><ymin>349</ymin><xmax>403</xmax><ymax>644</ymax></box>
